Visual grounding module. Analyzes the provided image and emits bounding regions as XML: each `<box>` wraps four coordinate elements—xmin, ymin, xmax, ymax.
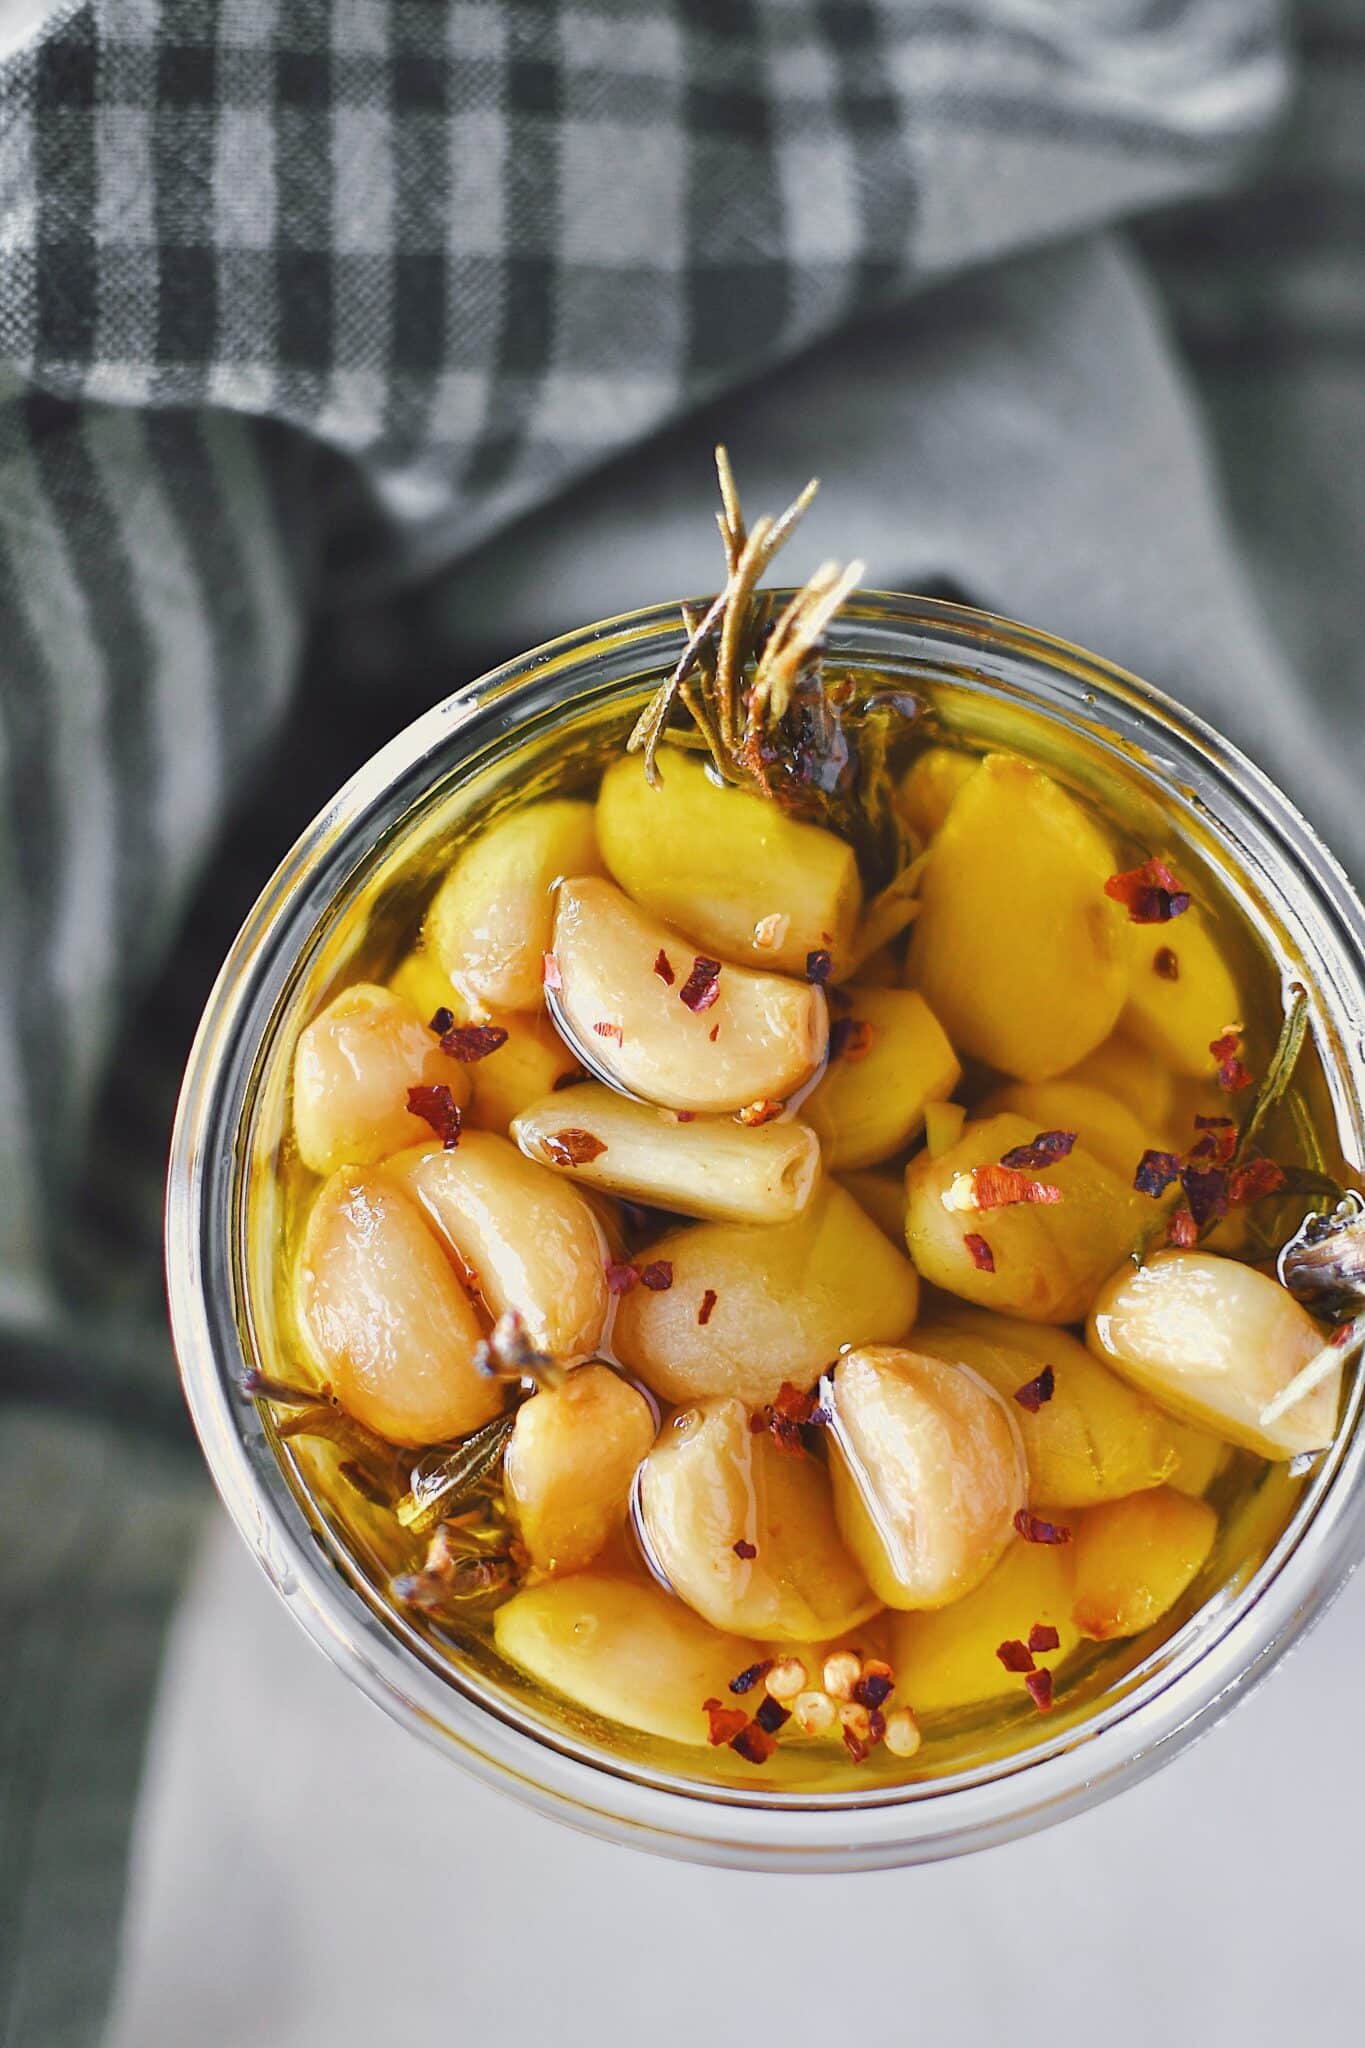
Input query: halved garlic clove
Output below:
<box><xmin>549</xmin><ymin>874</ymin><xmax>826</xmax><ymax>1114</ymax></box>
<box><xmin>827</xmin><ymin>1346</ymin><xmax>1026</xmax><ymax>1610</ymax></box>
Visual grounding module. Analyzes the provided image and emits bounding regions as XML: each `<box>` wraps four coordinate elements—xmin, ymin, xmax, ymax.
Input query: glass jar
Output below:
<box><xmin>165</xmin><ymin>593</ymin><xmax>1365</xmax><ymax>1872</ymax></box>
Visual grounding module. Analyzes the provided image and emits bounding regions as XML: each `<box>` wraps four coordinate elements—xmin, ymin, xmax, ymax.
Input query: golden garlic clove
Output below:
<box><xmin>828</xmin><ymin>1346</ymin><xmax>1026</xmax><ymax>1610</ymax></box>
<box><xmin>428</xmin><ymin>798</ymin><xmax>603</xmax><ymax>1015</ymax></box>
<box><xmin>388</xmin><ymin>1132</ymin><xmax>609</xmax><ymax>1362</ymax></box>
<box><xmin>804</xmin><ymin>987</ymin><xmax>960</xmax><ymax>1170</ymax></box>
<box><xmin>504</xmin><ymin>1365</ymin><xmax>656</xmax><ymax>1576</ymax></box>
<box><xmin>1087</xmin><ymin>1249</ymin><xmax>1339</xmax><ymax>1459</ymax></box>
<box><xmin>1120</xmin><ymin>904</ymin><xmax>1243</xmax><ymax>1080</ymax></box>
<box><xmin>636</xmin><ymin>1396</ymin><xmax>880</xmax><ymax>1642</ymax></box>
<box><xmin>550</xmin><ymin>875</ymin><xmax>826</xmax><ymax>1114</ymax></box>
<box><xmin>512</xmin><ymin>1082</ymin><xmax>821</xmax><ymax>1226</ymax></box>
<box><xmin>595</xmin><ymin>749</ymin><xmax>861</xmax><ymax>976</ymax></box>
<box><xmin>894</xmin><ymin>744</ymin><xmax>979</xmax><ymax>844</ymax></box>
<box><xmin>611</xmin><ymin>1182</ymin><xmax>919</xmax><ymax>1409</ymax></box>
<box><xmin>294</xmin><ymin>1167</ymin><xmax>499</xmax><ymax>1446</ymax></box>
<box><xmin>1071</xmin><ymin>1486</ymin><xmax>1217</xmax><ymax>1640</ymax></box>
<box><xmin>292</xmin><ymin>983</ymin><xmax>471</xmax><ymax>1178</ymax></box>
<box><xmin>890</xmin><ymin>1537</ymin><xmax>1078</xmax><ymax>1716</ymax></box>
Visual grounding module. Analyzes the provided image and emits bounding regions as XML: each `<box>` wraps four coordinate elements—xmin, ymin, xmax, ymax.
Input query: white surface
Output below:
<box><xmin>108</xmin><ymin>1508</ymin><xmax>1365</xmax><ymax>2048</ymax></box>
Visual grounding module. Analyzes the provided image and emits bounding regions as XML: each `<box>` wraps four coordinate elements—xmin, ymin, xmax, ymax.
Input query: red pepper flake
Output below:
<box><xmin>1189</xmin><ymin>1126</ymin><xmax>1237</xmax><ymax>1166</ymax></box>
<box><xmin>806</xmin><ymin>949</ymin><xmax>833</xmax><ymax>984</ymax></box>
<box><xmin>702</xmin><ymin>1698</ymin><xmax>749</xmax><ymax>1746</ymax></box>
<box><xmin>999</xmin><ymin>1130</ymin><xmax>1077</xmax><ymax>1172</ymax></box>
<box><xmin>1134</xmin><ymin>1149</ymin><xmax>1181</xmax><ymax>1197</ymax></box>
<box><xmin>708</xmin><ymin>1025</ymin><xmax>719</xmax><ymax>1042</ymax></box>
<box><xmin>1210</xmin><ymin>1029</ymin><xmax>1253</xmax><ymax>1093</ymax></box>
<box><xmin>1154</xmin><ymin>946</ymin><xmax>1180</xmax><ymax>981</ymax></box>
<box><xmin>996</xmin><ymin>1639</ymin><xmax>1036</xmax><ymax>1674</ymax></box>
<box><xmin>1028</xmin><ymin>1623</ymin><xmax>1061</xmax><ymax>1655</ymax></box>
<box><xmin>1166</xmin><ymin>1205</ymin><xmax>1198</xmax><ymax>1247</ymax></box>
<box><xmin>428</xmin><ymin>1005</ymin><xmax>455</xmax><ymax>1035</ymax></box>
<box><xmin>840</xmin><ymin>1717</ymin><xmax>874</xmax><ymax>1765</ymax></box>
<box><xmin>964</xmin><ymin>1232</ymin><xmax>996</xmax><ymax>1272</ymax></box>
<box><xmin>1179</xmin><ymin>1163</ymin><xmax>1228</xmax><ymax>1229</ymax></box>
<box><xmin>1228</xmin><ymin>1158</ymin><xmax>1286</xmax><ymax>1206</ymax></box>
<box><xmin>1014</xmin><ymin>1509</ymin><xmax>1072</xmax><ymax>1545</ymax></box>
<box><xmin>968</xmin><ymin>1164</ymin><xmax>1064</xmax><ymax>1211</ymax></box>
<box><xmin>652</xmin><ymin>948</ymin><xmax>675</xmax><ymax>986</ymax></box>
<box><xmin>728</xmin><ymin>1660</ymin><xmax>773</xmax><ymax>1697</ymax></box>
<box><xmin>679</xmin><ymin>956</ymin><xmax>722</xmax><ymax>1013</ymax></box>
<box><xmin>732</xmin><ymin>1538</ymin><xmax>757</xmax><ymax>1560</ymax></box>
<box><xmin>440</xmin><ymin>1022</ymin><xmax>509</xmax><ymax>1062</ymax></box>
<box><xmin>674</xmin><ymin>1110</ymin><xmax>696</xmax><ymax>1122</ymax></box>
<box><xmin>1024</xmin><ymin>1668</ymin><xmax>1054</xmax><ymax>1713</ymax></box>
<box><xmin>603</xmin><ymin>1260</ymin><xmax>638</xmax><ymax>1296</ymax></box>
<box><xmin>1013</xmin><ymin>1365</ymin><xmax>1055</xmax><ymax>1413</ymax></box>
<box><xmin>1104</xmin><ymin>858</ymin><xmax>1192</xmax><ymax>924</ymax></box>
<box><xmin>593</xmin><ymin>1020</ymin><xmax>623</xmax><ymax>1044</ymax></box>
<box><xmin>828</xmin><ymin>1016</ymin><xmax>874</xmax><ymax>1063</ymax></box>
<box><xmin>753</xmin><ymin>1695</ymin><xmax>790</xmax><ymax>1735</ymax></box>
<box><xmin>1333</xmin><ymin>1321</ymin><xmax>1357</xmax><ymax>1348</ymax></box>
<box><xmin>639</xmin><ymin>1260</ymin><xmax>674</xmax><ymax>1291</ymax></box>
<box><xmin>749</xmin><ymin>1381</ymin><xmax>820</xmax><ymax>1456</ymax></box>
<box><xmin>542</xmin><ymin>1128</ymin><xmax>607</xmax><ymax>1167</ymax></box>
<box><xmin>853</xmin><ymin>1669</ymin><xmax>894</xmax><ymax>1710</ymax></box>
<box><xmin>698</xmin><ymin>1287</ymin><xmax>718</xmax><ymax>1325</ymax></box>
<box><xmin>541</xmin><ymin>952</ymin><xmax>562</xmax><ymax>992</ymax></box>
<box><xmin>406</xmin><ymin>1083</ymin><xmax>464</xmax><ymax>1149</ymax></box>
<box><xmin>730</xmin><ymin>1722</ymin><xmax>778</xmax><ymax>1765</ymax></box>
<box><xmin>736</xmin><ymin>1098</ymin><xmax>783</xmax><ymax>1127</ymax></box>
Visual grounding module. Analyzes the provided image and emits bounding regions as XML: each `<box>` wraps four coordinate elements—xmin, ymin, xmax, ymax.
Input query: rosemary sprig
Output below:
<box><xmin>396</xmin><ymin>1411</ymin><xmax>517</xmax><ymax>1534</ymax></box>
<box><xmin>392</xmin><ymin>1510</ymin><xmax>520</xmax><ymax>1616</ymax></box>
<box><xmin>1233</xmin><ymin>983</ymin><xmax>1309</xmax><ymax>1167</ymax></box>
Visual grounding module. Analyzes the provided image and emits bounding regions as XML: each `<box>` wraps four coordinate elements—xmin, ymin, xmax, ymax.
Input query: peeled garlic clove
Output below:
<box><xmin>1071</xmin><ymin>1487</ymin><xmax>1217</xmax><ymax>1640</ymax></box>
<box><xmin>428</xmin><ymin>799</ymin><xmax>603</xmax><ymax>1015</ymax></box>
<box><xmin>513</xmin><ymin>1082</ymin><xmax>821</xmax><ymax>1226</ymax></box>
<box><xmin>905</xmin><ymin>1112</ymin><xmax>1145</xmax><ymax>1325</ymax></box>
<box><xmin>1120</xmin><ymin>905</ymin><xmax>1242</xmax><ymax>1080</ymax></box>
<box><xmin>550</xmin><ymin>875</ymin><xmax>826</xmax><ymax>1115</ymax></box>
<box><xmin>914</xmin><ymin>1305</ymin><xmax>1178</xmax><ymax>1509</ymax></box>
<box><xmin>804</xmin><ymin>987</ymin><xmax>960</xmax><ymax>1170</ymax></box>
<box><xmin>981</xmin><ymin>1078</ymin><xmax>1157</xmax><ymax>1183</ymax></box>
<box><xmin>1164</xmin><ymin>1416</ymin><xmax>1230</xmax><ymax>1498</ymax></box>
<box><xmin>1087</xmin><ymin>1249</ymin><xmax>1338</xmax><ymax>1459</ymax></box>
<box><xmin>493</xmin><ymin>1572</ymin><xmax>763</xmax><ymax>1746</ymax></box>
<box><xmin>895</xmin><ymin>745</ymin><xmax>979</xmax><ymax>844</ymax></box>
<box><xmin>595</xmin><ymin>749</ymin><xmax>860</xmax><ymax>976</ymax></box>
<box><xmin>837</xmin><ymin>1169</ymin><xmax>908</xmax><ymax>1245</ymax></box>
<box><xmin>295</xmin><ymin>1167</ymin><xmax>499</xmax><ymax>1446</ymax></box>
<box><xmin>612</xmin><ymin>1182</ymin><xmax>919</xmax><ymax>1409</ymax></box>
<box><xmin>504</xmin><ymin>1365</ymin><xmax>656</xmax><ymax>1576</ymax></box>
<box><xmin>636</xmin><ymin>1397</ymin><xmax>879</xmax><ymax>1642</ymax></box>
<box><xmin>292</xmin><ymin>984</ymin><xmax>471</xmax><ymax>1177</ymax></box>
<box><xmin>906</xmin><ymin>754</ymin><xmax>1128</xmax><ymax>1080</ymax></box>
<box><xmin>389</xmin><ymin>1132</ymin><xmax>609</xmax><ymax>1361</ymax></box>
<box><xmin>890</xmin><ymin>1537</ymin><xmax>1078</xmax><ymax>1716</ymax></box>
<box><xmin>828</xmin><ymin>1346</ymin><xmax>1026</xmax><ymax>1609</ymax></box>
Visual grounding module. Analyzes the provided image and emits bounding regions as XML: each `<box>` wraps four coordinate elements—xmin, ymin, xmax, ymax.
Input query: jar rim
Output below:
<box><xmin>165</xmin><ymin>590</ymin><xmax>1365</xmax><ymax>1871</ymax></box>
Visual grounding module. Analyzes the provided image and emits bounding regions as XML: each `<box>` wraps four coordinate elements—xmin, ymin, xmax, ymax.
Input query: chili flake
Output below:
<box><xmin>541</xmin><ymin>952</ymin><xmax>562</xmax><ymax>992</ymax></box>
<box><xmin>730</xmin><ymin>1722</ymin><xmax>778</xmax><ymax>1765</ymax></box>
<box><xmin>964</xmin><ymin>1232</ymin><xmax>996</xmax><ymax>1272</ymax></box>
<box><xmin>542</xmin><ymin>1128</ymin><xmax>608</xmax><ymax>1167</ymax></box>
<box><xmin>733</xmin><ymin>1539</ymin><xmax>757</xmax><ymax>1560</ymax></box>
<box><xmin>949</xmin><ymin>1164</ymin><xmax>1063</xmax><ymax>1212</ymax></box>
<box><xmin>406</xmin><ymin>1083</ymin><xmax>463</xmax><ymax>1149</ymax></box>
<box><xmin>1154</xmin><ymin>946</ymin><xmax>1180</xmax><ymax>981</ymax></box>
<box><xmin>1104</xmin><ymin>858</ymin><xmax>1192</xmax><ymax>924</ymax></box>
<box><xmin>1180</xmin><ymin>1163</ymin><xmax>1228</xmax><ymax>1229</ymax></box>
<box><xmin>1015</xmin><ymin>1509</ymin><xmax>1072</xmax><ymax>1545</ymax></box>
<box><xmin>1210</xmin><ymin>1029</ymin><xmax>1253</xmax><ymax>1093</ymax></box>
<box><xmin>995</xmin><ymin>1639</ymin><xmax>1035</xmax><ymax>1674</ymax></box>
<box><xmin>1014</xmin><ymin>1366</ymin><xmax>1055</xmax><ymax>1413</ymax></box>
<box><xmin>708</xmin><ymin>1024</ymin><xmax>719</xmax><ymax>1042</ymax></box>
<box><xmin>440</xmin><ymin>1022</ymin><xmax>509</xmax><ymax>1062</ymax></box>
<box><xmin>428</xmin><ymin>1006</ymin><xmax>455</xmax><ymax>1035</ymax></box>
<box><xmin>679</xmin><ymin>956</ymin><xmax>723</xmax><ymax>1013</ymax></box>
<box><xmin>1028</xmin><ymin>1623</ymin><xmax>1061</xmax><ymax>1654</ymax></box>
<box><xmin>853</xmin><ymin>1665</ymin><xmax>894</xmax><ymax>1710</ymax></box>
<box><xmin>1024</xmin><ymin>1668</ymin><xmax>1055</xmax><ymax>1713</ymax></box>
<box><xmin>736</xmin><ymin>1098</ymin><xmax>784</xmax><ymax>1127</ymax></box>
<box><xmin>593</xmin><ymin>1019</ymin><xmax>624</xmax><ymax>1045</ymax></box>
<box><xmin>1166</xmin><ymin>1205</ymin><xmax>1198</xmax><ymax>1248</ymax></box>
<box><xmin>1228</xmin><ymin>1158</ymin><xmax>1286</xmax><ymax>1205</ymax></box>
<box><xmin>652</xmin><ymin>949</ymin><xmax>675</xmax><ymax>986</ymax></box>
<box><xmin>603</xmin><ymin>1261</ymin><xmax>639</xmax><ymax>1296</ymax></box>
<box><xmin>1134</xmin><ymin>1149</ymin><xmax>1181</xmax><ymax>1198</ymax></box>
<box><xmin>805</xmin><ymin>949</ymin><xmax>833</xmax><ymax>984</ymax></box>
<box><xmin>728</xmin><ymin>1660</ymin><xmax>773</xmax><ymax>1696</ymax></box>
<box><xmin>828</xmin><ymin>1016</ymin><xmax>874</xmax><ymax>1062</ymax></box>
<box><xmin>753</xmin><ymin>1695</ymin><xmax>790</xmax><ymax>1735</ymax></box>
<box><xmin>639</xmin><ymin>1260</ymin><xmax>674</xmax><ymax>1291</ymax></box>
<box><xmin>999</xmin><ymin>1130</ymin><xmax>1076</xmax><ymax>1171</ymax></box>
<box><xmin>702</xmin><ymin>1698</ymin><xmax>749</xmax><ymax>1746</ymax></box>
<box><xmin>698</xmin><ymin>1287</ymin><xmax>718</xmax><ymax>1325</ymax></box>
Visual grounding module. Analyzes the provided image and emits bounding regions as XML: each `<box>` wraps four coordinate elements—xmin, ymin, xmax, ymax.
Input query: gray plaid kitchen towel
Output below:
<box><xmin>3</xmin><ymin>1</ymin><xmax>1363</xmax><ymax>2041</ymax></box>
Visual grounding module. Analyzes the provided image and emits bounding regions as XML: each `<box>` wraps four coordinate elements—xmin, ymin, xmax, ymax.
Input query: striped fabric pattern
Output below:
<box><xmin>0</xmin><ymin>1</ymin><xmax>1306</xmax><ymax>2040</ymax></box>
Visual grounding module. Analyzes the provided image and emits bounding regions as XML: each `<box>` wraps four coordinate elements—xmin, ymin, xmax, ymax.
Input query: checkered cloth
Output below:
<box><xmin>5</xmin><ymin>1</ymin><xmax>1361</xmax><ymax>2040</ymax></box>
